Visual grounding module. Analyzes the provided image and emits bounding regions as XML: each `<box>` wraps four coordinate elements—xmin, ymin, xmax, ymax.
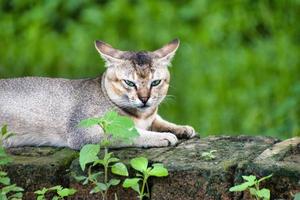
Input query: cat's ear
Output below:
<box><xmin>151</xmin><ymin>38</ymin><xmax>180</xmax><ymax>67</ymax></box>
<box><xmin>95</xmin><ymin>40</ymin><xmax>125</xmax><ymax>67</ymax></box>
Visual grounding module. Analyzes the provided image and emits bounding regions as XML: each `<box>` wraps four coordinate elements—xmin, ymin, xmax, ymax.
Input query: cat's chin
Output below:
<box><xmin>136</xmin><ymin>104</ymin><xmax>151</xmax><ymax>111</ymax></box>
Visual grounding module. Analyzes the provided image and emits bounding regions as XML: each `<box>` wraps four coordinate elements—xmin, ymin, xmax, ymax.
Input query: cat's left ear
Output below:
<box><xmin>95</xmin><ymin>40</ymin><xmax>125</xmax><ymax>67</ymax></box>
<box><xmin>151</xmin><ymin>38</ymin><xmax>180</xmax><ymax>67</ymax></box>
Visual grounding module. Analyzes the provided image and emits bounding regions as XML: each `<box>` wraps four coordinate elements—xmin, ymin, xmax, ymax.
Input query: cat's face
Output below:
<box><xmin>95</xmin><ymin>39</ymin><xmax>179</xmax><ymax>111</ymax></box>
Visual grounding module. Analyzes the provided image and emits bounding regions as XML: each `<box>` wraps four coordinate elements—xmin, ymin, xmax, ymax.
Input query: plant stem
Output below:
<box><xmin>139</xmin><ymin>175</ymin><xmax>148</xmax><ymax>200</ymax></box>
<box><xmin>88</xmin><ymin>165</ymin><xmax>105</xmax><ymax>199</ymax></box>
<box><xmin>103</xmin><ymin>146</ymin><xmax>109</xmax><ymax>200</ymax></box>
<box><xmin>104</xmin><ymin>147</ymin><xmax>108</xmax><ymax>184</ymax></box>
<box><xmin>254</xmin><ymin>182</ymin><xmax>260</xmax><ymax>200</ymax></box>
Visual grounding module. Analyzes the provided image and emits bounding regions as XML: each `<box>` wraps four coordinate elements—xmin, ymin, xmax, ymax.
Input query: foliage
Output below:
<box><xmin>76</xmin><ymin>111</ymin><xmax>138</xmax><ymax>200</ymax></box>
<box><xmin>0</xmin><ymin>125</ymin><xmax>24</xmax><ymax>200</ymax></box>
<box><xmin>0</xmin><ymin>0</ymin><xmax>299</xmax><ymax>139</ymax></box>
<box><xmin>294</xmin><ymin>192</ymin><xmax>300</xmax><ymax>200</ymax></box>
<box><xmin>34</xmin><ymin>185</ymin><xmax>76</xmax><ymax>200</ymax></box>
<box><xmin>123</xmin><ymin>157</ymin><xmax>168</xmax><ymax>200</ymax></box>
<box><xmin>78</xmin><ymin>110</ymin><xmax>139</xmax><ymax>143</ymax></box>
<box><xmin>201</xmin><ymin>150</ymin><xmax>217</xmax><ymax>160</ymax></box>
<box><xmin>229</xmin><ymin>174</ymin><xmax>272</xmax><ymax>200</ymax></box>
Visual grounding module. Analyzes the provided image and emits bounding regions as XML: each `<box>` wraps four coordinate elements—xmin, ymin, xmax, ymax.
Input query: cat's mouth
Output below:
<box><xmin>138</xmin><ymin>104</ymin><xmax>150</xmax><ymax>109</ymax></box>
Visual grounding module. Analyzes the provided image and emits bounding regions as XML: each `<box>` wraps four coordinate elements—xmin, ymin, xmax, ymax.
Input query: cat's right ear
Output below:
<box><xmin>95</xmin><ymin>40</ymin><xmax>125</xmax><ymax>67</ymax></box>
<box><xmin>151</xmin><ymin>38</ymin><xmax>180</xmax><ymax>67</ymax></box>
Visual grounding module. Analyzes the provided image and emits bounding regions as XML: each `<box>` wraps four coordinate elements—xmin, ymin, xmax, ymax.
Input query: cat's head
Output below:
<box><xmin>95</xmin><ymin>39</ymin><xmax>179</xmax><ymax>112</ymax></box>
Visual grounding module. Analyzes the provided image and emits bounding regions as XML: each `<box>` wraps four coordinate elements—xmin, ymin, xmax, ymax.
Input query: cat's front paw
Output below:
<box><xmin>136</xmin><ymin>132</ymin><xmax>178</xmax><ymax>148</ymax></box>
<box><xmin>172</xmin><ymin>125</ymin><xmax>197</xmax><ymax>139</ymax></box>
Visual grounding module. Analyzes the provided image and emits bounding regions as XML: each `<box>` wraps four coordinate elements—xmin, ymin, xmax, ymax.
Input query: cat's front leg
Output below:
<box><xmin>132</xmin><ymin>128</ymin><xmax>178</xmax><ymax>148</ymax></box>
<box><xmin>151</xmin><ymin>115</ymin><xmax>197</xmax><ymax>139</ymax></box>
<box><xmin>67</xmin><ymin>125</ymin><xmax>104</xmax><ymax>150</ymax></box>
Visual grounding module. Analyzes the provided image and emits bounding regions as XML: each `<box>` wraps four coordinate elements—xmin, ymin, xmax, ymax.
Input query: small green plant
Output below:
<box><xmin>0</xmin><ymin>125</ymin><xmax>24</xmax><ymax>200</ymax></box>
<box><xmin>294</xmin><ymin>192</ymin><xmax>300</xmax><ymax>200</ymax></box>
<box><xmin>229</xmin><ymin>174</ymin><xmax>273</xmax><ymax>200</ymax></box>
<box><xmin>122</xmin><ymin>157</ymin><xmax>168</xmax><ymax>200</ymax></box>
<box><xmin>76</xmin><ymin>111</ymin><xmax>139</xmax><ymax>200</ymax></box>
<box><xmin>34</xmin><ymin>185</ymin><xmax>76</xmax><ymax>200</ymax></box>
<box><xmin>201</xmin><ymin>150</ymin><xmax>217</xmax><ymax>160</ymax></box>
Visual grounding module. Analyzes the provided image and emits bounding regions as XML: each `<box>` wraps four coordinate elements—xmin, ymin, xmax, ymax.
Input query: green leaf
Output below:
<box><xmin>102</xmin><ymin>110</ymin><xmax>118</xmax><ymax>122</ymax></box>
<box><xmin>1</xmin><ymin>184</ymin><xmax>24</xmax><ymax>194</ymax></box>
<box><xmin>0</xmin><ymin>177</ymin><xmax>10</xmax><ymax>185</ymax></box>
<box><xmin>257</xmin><ymin>188</ymin><xmax>270</xmax><ymax>200</ymax></box>
<box><xmin>1</xmin><ymin>124</ymin><xmax>7</xmax><ymax>135</ymax></box>
<box><xmin>294</xmin><ymin>193</ymin><xmax>300</xmax><ymax>200</ymax></box>
<box><xmin>90</xmin><ymin>183</ymin><xmax>107</xmax><ymax>193</ymax></box>
<box><xmin>93</xmin><ymin>159</ymin><xmax>105</xmax><ymax>166</ymax></box>
<box><xmin>0</xmin><ymin>194</ymin><xmax>7</xmax><ymax>200</ymax></box>
<box><xmin>49</xmin><ymin>185</ymin><xmax>62</xmax><ymax>191</ymax></box>
<box><xmin>122</xmin><ymin>178</ymin><xmax>141</xmax><ymax>194</ymax></box>
<box><xmin>242</xmin><ymin>175</ymin><xmax>256</xmax><ymax>182</ymax></box>
<box><xmin>111</xmin><ymin>162</ymin><xmax>129</xmax><ymax>176</ymax></box>
<box><xmin>57</xmin><ymin>188</ymin><xmax>77</xmax><ymax>197</ymax></box>
<box><xmin>0</xmin><ymin>157</ymin><xmax>12</xmax><ymax>165</ymax></box>
<box><xmin>104</xmin><ymin>111</ymin><xmax>140</xmax><ymax>142</ymax></box>
<box><xmin>130</xmin><ymin>157</ymin><xmax>148</xmax><ymax>173</ymax></box>
<box><xmin>74</xmin><ymin>175</ymin><xmax>86</xmax><ymax>182</ymax></box>
<box><xmin>242</xmin><ymin>175</ymin><xmax>256</xmax><ymax>185</ymax></box>
<box><xmin>229</xmin><ymin>182</ymin><xmax>252</xmax><ymax>192</ymax></box>
<box><xmin>34</xmin><ymin>188</ymin><xmax>48</xmax><ymax>195</ymax></box>
<box><xmin>0</xmin><ymin>148</ymin><xmax>8</xmax><ymax>157</ymax></box>
<box><xmin>249</xmin><ymin>187</ymin><xmax>257</xmax><ymax>196</ymax></box>
<box><xmin>78</xmin><ymin>118</ymin><xmax>102</xmax><ymax>128</ymax></box>
<box><xmin>37</xmin><ymin>196</ymin><xmax>45</xmax><ymax>200</ymax></box>
<box><xmin>149</xmin><ymin>164</ymin><xmax>168</xmax><ymax>177</ymax></box>
<box><xmin>9</xmin><ymin>192</ymin><xmax>23</xmax><ymax>199</ymax></box>
<box><xmin>79</xmin><ymin>144</ymin><xmax>100</xmax><ymax>171</ymax></box>
<box><xmin>108</xmin><ymin>179</ymin><xmax>121</xmax><ymax>186</ymax></box>
<box><xmin>0</xmin><ymin>171</ymin><xmax>7</xmax><ymax>176</ymax></box>
<box><xmin>83</xmin><ymin>178</ymin><xmax>89</xmax><ymax>185</ymax></box>
<box><xmin>89</xmin><ymin>172</ymin><xmax>103</xmax><ymax>181</ymax></box>
<box><xmin>108</xmin><ymin>157</ymin><xmax>120</xmax><ymax>163</ymax></box>
<box><xmin>52</xmin><ymin>196</ymin><xmax>59</xmax><ymax>200</ymax></box>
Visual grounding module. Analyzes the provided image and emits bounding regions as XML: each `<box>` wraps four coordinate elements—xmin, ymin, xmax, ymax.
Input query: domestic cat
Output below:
<box><xmin>0</xmin><ymin>39</ymin><xmax>196</xmax><ymax>150</ymax></box>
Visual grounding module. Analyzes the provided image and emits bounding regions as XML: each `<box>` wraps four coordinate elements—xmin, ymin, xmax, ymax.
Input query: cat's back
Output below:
<box><xmin>0</xmin><ymin>76</ymin><xmax>106</xmax><ymax>127</ymax></box>
<box><xmin>0</xmin><ymin>76</ymin><xmax>82</xmax><ymax>109</ymax></box>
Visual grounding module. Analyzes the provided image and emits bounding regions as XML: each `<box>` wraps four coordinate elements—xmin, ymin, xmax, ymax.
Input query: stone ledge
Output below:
<box><xmin>4</xmin><ymin>136</ymin><xmax>300</xmax><ymax>200</ymax></box>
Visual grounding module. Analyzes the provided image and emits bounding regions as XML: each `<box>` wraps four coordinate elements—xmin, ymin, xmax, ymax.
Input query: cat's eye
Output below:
<box><xmin>123</xmin><ymin>80</ymin><xmax>136</xmax><ymax>87</ymax></box>
<box><xmin>151</xmin><ymin>80</ymin><xmax>161</xmax><ymax>87</ymax></box>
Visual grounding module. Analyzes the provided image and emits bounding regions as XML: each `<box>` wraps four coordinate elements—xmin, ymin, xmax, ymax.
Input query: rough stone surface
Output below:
<box><xmin>4</xmin><ymin>136</ymin><xmax>300</xmax><ymax>200</ymax></box>
<box><xmin>4</xmin><ymin>147</ymin><xmax>78</xmax><ymax>199</ymax></box>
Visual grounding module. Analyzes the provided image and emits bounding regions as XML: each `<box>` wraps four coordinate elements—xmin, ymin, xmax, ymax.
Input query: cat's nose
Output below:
<box><xmin>139</xmin><ymin>96</ymin><xmax>149</xmax><ymax>104</ymax></box>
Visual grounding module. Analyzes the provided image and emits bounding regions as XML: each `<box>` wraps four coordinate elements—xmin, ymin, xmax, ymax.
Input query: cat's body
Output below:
<box><xmin>0</xmin><ymin>39</ymin><xmax>196</xmax><ymax>150</ymax></box>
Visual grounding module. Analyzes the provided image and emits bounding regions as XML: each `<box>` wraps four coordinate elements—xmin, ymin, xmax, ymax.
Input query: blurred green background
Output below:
<box><xmin>0</xmin><ymin>0</ymin><xmax>299</xmax><ymax>139</ymax></box>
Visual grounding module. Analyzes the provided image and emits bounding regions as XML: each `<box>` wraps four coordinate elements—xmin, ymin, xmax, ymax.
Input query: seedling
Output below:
<box><xmin>229</xmin><ymin>174</ymin><xmax>272</xmax><ymax>200</ymax></box>
<box><xmin>76</xmin><ymin>111</ymin><xmax>139</xmax><ymax>200</ymax></box>
<box><xmin>201</xmin><ymin>150</ymin><xmax>217</xmax><ymax>160</ymax></box>
<box><xmin>294</xmin><ymin>192</ymin><xmax>300</xmax><ymax>200</ymax></box>
<box><xmin>34</xmin><ymin>185</ymin><xmax>76</xmax><ymax>200</ymax></box>
<box><xmin>123</xmin><ymin>157</ymin><xmax>168</xmax><ymax>200</ymax></box>
<box><xmin>0</xmin><ymin>125</ymin><xmax>24</xmax><ymax>200</ymax></box>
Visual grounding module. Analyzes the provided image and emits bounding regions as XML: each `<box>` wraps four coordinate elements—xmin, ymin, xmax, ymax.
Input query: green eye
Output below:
<box><xmin>151</xmin><ymin>80</ymin><xmax>161</xmax><ymax>87</ymax></box>
<box><xmin>124</xmin><ymin>80</ymin><xmax>136</xmax><ymax>87</ymax></box>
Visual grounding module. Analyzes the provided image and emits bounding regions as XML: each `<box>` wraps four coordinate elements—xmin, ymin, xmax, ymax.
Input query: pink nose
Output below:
<box><xmin>139</xmin><ymin>96</ymin><xmax>149</xmax><ymax>104</ymax></box>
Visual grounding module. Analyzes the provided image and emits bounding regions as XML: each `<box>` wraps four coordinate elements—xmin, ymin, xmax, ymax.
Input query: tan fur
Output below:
<box><xmin>96</xmin><ymin>39</ymin><xmax>197</xmax><ymax>145</ymax></box>
<box><xmin>0</xmin><ymin>39</ymin><xmax>195</xmax><ymax>150</ymax></box>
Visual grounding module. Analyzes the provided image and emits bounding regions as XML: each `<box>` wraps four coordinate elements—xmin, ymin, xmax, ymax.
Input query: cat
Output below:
<box><xmin>0</xmin><ymin>39</ymin><xmax>196</xmax><ymax>150</ymax></box>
